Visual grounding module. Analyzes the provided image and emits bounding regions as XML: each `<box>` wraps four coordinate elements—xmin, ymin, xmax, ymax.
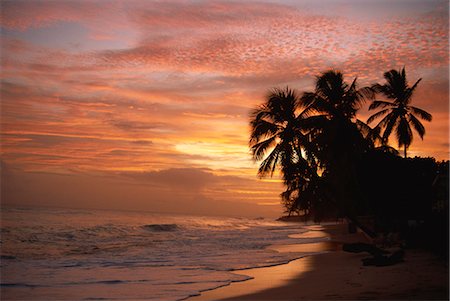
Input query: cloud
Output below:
<box><xmin>88</xmin><ymin>0</ymin><xmax>447</xmax><ymax>86</ymax></box>
<box><xmin>109</xmin><ymin>119</ymin><xmax>172</xmax><ymax>132</ymax></box>
<box><xmin>1</xmin><ymin>164</ymin><xmax>282</xmax><ymax>217</ymax></box>
<box><xmin>1</xmin><ymin>0</ymin><xmax>448</xmax><ymax>215</ymax></box>
<box><xmin>0</xmin><ymin>0</ymin><xmax>126</xmax><ymax>31</ymax></box>
<box><xmin>122</xmin><ymin>168</ymin><xmax>219</xmax><ymax>191</ymax></box>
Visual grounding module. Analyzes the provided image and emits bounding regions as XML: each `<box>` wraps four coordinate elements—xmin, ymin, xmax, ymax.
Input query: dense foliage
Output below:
<box><xmin>249</xmin><ymin>68</ymin><xmax>447</xmax><ymax>249</ymax></box>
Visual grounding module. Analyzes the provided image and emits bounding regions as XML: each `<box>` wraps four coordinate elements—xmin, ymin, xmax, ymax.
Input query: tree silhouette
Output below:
<box><xmin>301</xmin><ymin>70</ymin><xmax>374</xmax><ymax>168</ymax></box>
<box><xmin>300</xmin><ymin>70</ymin><xmax>376</xmax><ymax>236</ymax></box>
<box><xmin>249</xmin><ymin>87</ymin><xmax>322</xmax><ymax>176</ymax></box>
<box><xmin>249</xmin><ymin>68</ymin><xmax>433</xmax><ymax>239</ymax></box>
<box><xmin>367</xmin><ymin>67</ymin><xmax>432</xmax><ymax>158</ymax></box>
<box><xmin>249</xmin><ymin>87</ymin><xmax>326</xmax><ymax>216</ymax></box>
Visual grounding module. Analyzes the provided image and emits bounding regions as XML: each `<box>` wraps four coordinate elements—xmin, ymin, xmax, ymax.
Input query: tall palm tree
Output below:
<box><xmin>302</xmin><ymin>70</ymin><xmax>368</xmax><ymax>119</ymax></box>
<box><xmin>367</xmin><ymin>67</ymin><xmax>432</xmax><ymax>158</ymax></box>
<box><xmin>301</xmin><ymin>70</ymin><xmax>374</xmax><ymax>167</ymax></box>
<box><xmin>300</xmin><ymin>70</ymin><xmax>377</xmax><ymax>237</ymax></box>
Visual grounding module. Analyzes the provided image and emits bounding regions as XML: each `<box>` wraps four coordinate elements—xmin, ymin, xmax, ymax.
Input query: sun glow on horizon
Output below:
<box><xmin>1</xmin><ymin>0</ymin><xmax>448</xmax><ymax>216</ymax></box>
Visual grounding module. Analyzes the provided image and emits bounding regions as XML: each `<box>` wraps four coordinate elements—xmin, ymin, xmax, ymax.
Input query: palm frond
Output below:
<box><xmin>249</xmin><ymin>105</ymin><xmax>273</xmax><ymax>123</ymax></box>
<box><xmin>367</xmin><ymin>108</ymin><xmax>389</xmax><ymax>124</ymax></box>
<box><xmin>380</xmin><ymin>111</ymin><xmax>399</xmax><ymax>141</ymax></box>
<box><xmin>408</xmin><ymin>113</ymin><xmax>425</xmax><ymax>139</ymax></box>
<box><xmin>349</xmin><ymin>77</ymin><xmax>357</xmax><ymax>91</ymax></box>
<box><xmin>316</xmin><ymin>70</ymin><xmax>346</xmax><ymax>105</ymax></box>
<box><xmin>383</xmin><ymin>69</ymin><xmax>408</xmax><ymax>101</ymax></box>
<box><xmin>279</xmin><ymin>140</ymin><xmax>297</xmax><ymax>171</ymax></box>
<box><xmin>266</xmin><ymin>87</ymin><xmax>299</xmax><ymax>123</ymax></box>
<box><xmin>358</xmin><ymin>86</ymin><xmax>376</xmax><ymax>100</ymax></box>
<box><xmin>249</xmin><ymin>119</ymin><xmax>279</xmax><ymax>143</ymax></box>
<box><xmin>371</xmin><ymin>83</ymin><xmax>388</xmax><ymax>95</ymax></box>
<box><xmin>250</xmin><ymin>135</ymin><xmax>277</xmax><ymax>161</ymax></box>
<box><xmin>404</xmin><ymin>78</ymin><xmax>422</xmax><ymax>105</ymax></box>
<box><xmin>375</xmin><ymin>145</ymin><xmax>400</xmax><ymax>155</ymax></box>
<box><xmin>271</xmin><ymin>149</ymin><xmax>280</xmax><ymax>176</ymax></box>
<box><xmin>297</xmin><ymin>114</ymin><xmax>328</xmax><ymax>131</ymax></box>
<box><xmin>356</xmin><ymin>119</ymin><xmax>382</xmax><ymax>146</ymax></box>
<box><xmin>296</xmin><ymin>103</ymin><xmax>318</xmax><ymax>119</ymax></box>
<box><xmin>410</xmin><ymin>106</ymin><xmax>432</xmax><ymax>121</ymax></box>
<box><xmin>300</xmin><ymin>92</ymin><xmax>317</xmax><ymax>107</ymax></box>
<box><xmin>258</xmin><ymin>145</ymin><xmax>281</xmax><ymax>177</ymax></box>
<box><xmin>408</xmin><ymin>78</ymin><xmax>422</xmax><ymax>93</ymax></box>
<box><xmin>368</xmin><ymin>100</ymin><xmax>394</xmax><ymax>111</ymax></box>
<box><xmin>401</xmin><ymin>67</ymin><xmax>406</xmax><ymax>81</ymax></box>
<box><xmin>355</xmin><ymin>119</ymin><xmax>372</xmax><ymax>136</ymax></box>
<box><xmin>344</xmin><ymin>82</ymin><xmax>368</xmax><ymax>112</ymax></box>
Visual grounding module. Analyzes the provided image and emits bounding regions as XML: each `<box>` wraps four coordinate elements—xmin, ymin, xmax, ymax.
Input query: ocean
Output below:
<box><xmin>1</xmin><ymin>206</ymin><xmax>330</xmax><ymax>300</ymax></box>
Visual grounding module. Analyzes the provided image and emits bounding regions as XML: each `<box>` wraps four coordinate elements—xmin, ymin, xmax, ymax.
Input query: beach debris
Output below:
<box><xmin>362</xmin><ymin>249</ymin><xmax>405</xmax><ymax>267</ymax></box>
<box><xmin>342</xmin><ymin>242</ymin><xmax>388</xmax><ymax>257</ymax></box>
<box><xmin>343</xmin><ymin>242</ymin><xmax>405</xmax><ymax>267</ymax></box>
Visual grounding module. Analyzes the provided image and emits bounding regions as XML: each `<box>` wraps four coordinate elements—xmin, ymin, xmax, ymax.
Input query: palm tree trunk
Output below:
<box><xmin>345</xmin><ymin>214</ymin><xmax>377</xmax><ymax>239</ymax></box>
<box><xmin>404</xmin><ymin>145</ymin><xmax>407</xmax><ymax>158</ymax></box>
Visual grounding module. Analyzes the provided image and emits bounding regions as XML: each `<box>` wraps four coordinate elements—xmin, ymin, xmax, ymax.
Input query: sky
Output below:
<box><xmin>1</xmin><ymin>0</ymin><xmax>448</xmax><ymax>217</ymax></box>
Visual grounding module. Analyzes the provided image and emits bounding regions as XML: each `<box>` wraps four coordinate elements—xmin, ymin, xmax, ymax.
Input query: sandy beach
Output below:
<box><xmin>190</xmin><ymin>223</ymin><xmax>449</xmax><ymax>300</ymax></box>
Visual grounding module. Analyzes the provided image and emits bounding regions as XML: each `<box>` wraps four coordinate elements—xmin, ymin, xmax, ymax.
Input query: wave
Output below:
<box><xmin>178</xmin><ymin>276</ymin><xmax>254</xmax><ymax>301</ymax></box>
<box><xmin>0</xmin><ymin>280</ymin><xmax>143</xmax><ymax>288</ymax></box>
<box><xmin>67</xmin><ymin>279</ymin><xmax>150</xmax><ymax>286</ymax></box>
<box><xmin>142</xmin><ymin>224</ymin><xmax>179</xmax><ymax>232</ymax></box>
<box><xmin>3</xmin><ymin>207</ymin><xmax>328</xmax><ymax>301</ymax></box>
<box><xmin>1</xmin><ymin>283</ymin><xmax>41</xmax><ymax>288</ymax></box>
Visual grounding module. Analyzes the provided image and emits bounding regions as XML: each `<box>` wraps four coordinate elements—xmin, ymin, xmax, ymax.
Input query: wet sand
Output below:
<box><xmin>190</xmin><ymin>223</ymin><xmax>449</xmax><ymax>300</ymax></box>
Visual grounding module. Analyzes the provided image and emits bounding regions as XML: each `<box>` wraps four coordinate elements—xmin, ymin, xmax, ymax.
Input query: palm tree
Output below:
<box><xmin>367</xmin><ymin>67</ymin><xmax>432</xmax><ymax>158</ymax></box>
<box><xmin>301</xmin><ymin>70</ymin><xmax>374</xmax><ymax>168</ymax></box>
<box><xmin>249</xmin><ymin>87</ymin><xmax>318</xmax><ymax>179</ymax></box>
<box><xmin>302</xmin><ymin>70</ymin><xmax>370</xmax><ymax>119</ymax></box>
<box><xmin>249</xmin><ymin>87</ymin><xmax>327</xmax><ymax>218</ymax></box>
<box><xmin>300</xmin><ymin>70</ymin><xmax>377</xmax><ymax>237</ymax></box>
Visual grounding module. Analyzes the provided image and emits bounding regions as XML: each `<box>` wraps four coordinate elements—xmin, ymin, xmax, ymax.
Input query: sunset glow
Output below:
<box><xmin>1</xmin><ymin>0</ymin><xmax>448</xmax><ymax>216</ymax></box>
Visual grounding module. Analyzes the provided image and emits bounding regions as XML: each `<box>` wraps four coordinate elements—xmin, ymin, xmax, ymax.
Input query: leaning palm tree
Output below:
<box><xmin>249</xmin><ymin>87</ymin><xmax>326</xmax><ymax>218</ymax></box>
<box><xmin>249</xmin><ymin>87</ymin><xmax>318</xmax><ymax>179</ymax></box>
<box><xmin>367</xmin><ymin>67</ymin><xmax>432</xmax><ymax>158</ymax></box>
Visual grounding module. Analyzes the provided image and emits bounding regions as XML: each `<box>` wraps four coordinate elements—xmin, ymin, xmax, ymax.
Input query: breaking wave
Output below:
<box><xmin>142</xmin><ymin>223</ymin><xmax>179</xmax><ymax>232</ymax></box>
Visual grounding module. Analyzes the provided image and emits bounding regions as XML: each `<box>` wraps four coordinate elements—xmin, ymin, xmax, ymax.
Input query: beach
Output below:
<box><xmin>2</xmin><ymin>208</ymin><xmax>448</xmax><ymax>300</ymax></box>
<box><xmin>190</xmin><ymin>223</ymin><xmax>449</xmax><ymax>300</ymax></box>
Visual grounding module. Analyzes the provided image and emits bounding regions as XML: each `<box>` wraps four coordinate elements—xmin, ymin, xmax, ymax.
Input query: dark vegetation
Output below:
<box><xmin>249</xmin><ymin>68</ymin><xmax>448</xmax><ymax>258</ymax></box>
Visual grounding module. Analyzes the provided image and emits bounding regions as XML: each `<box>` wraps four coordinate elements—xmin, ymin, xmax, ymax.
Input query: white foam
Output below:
<box><xmin>1</xmin><ymin>207</ymin><xmax>320</xmax><ymax>300</ymax></box>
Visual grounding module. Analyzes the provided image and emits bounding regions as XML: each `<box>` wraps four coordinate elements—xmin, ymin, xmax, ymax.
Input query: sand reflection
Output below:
<box><xmin>268</xmin><ymin>241</ymin><xmax>340</xmax><ymax>253</ymax></box>
<box><xmin>189</xmin><ymin>256</ymin><xmax>314</xmax><ymax>301</ymax></box>
<box><xmin>190</xmin><ymin>230</ymin><xmax>337</xmax><ymax>300</ymax></box>
<box><xmin>289</xmin><ymin>230</ymin><xmax>329</xmax><ymax>239</ymax></box>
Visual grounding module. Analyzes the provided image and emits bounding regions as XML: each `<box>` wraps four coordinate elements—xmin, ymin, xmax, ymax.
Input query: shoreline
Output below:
<box><xmin>188</xmin><ymin>223</ymin><xmax>346</xmax><ymax>301</ymax></box>
<box><xmin>189</xmin><ymin>223</ymin><xmax>449</xmax><ymax>300</ymax></box>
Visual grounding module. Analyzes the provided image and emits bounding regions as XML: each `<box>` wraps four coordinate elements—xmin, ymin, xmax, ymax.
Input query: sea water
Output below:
<box><xmin>1</xmin><ymin>206</ymin><xmax>329</xmax><ymax>300</ymax></box>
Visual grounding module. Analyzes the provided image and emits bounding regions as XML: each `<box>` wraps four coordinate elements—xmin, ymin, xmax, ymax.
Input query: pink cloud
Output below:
<box><xmin>1</xmin><ymin>0</ymin><xmax>448</xmax><ymax>215</ymax></box>
<box><xmin>0</xmin><ymin>0</ymin><xmax>125</xmax><ymax>31</ymax></box>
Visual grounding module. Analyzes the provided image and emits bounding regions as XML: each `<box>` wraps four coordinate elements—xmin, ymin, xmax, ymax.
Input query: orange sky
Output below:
<box><xmin>1</xmin><ymin>0</ymin><xmax>448</xmax><ymax>217</ymax></box>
